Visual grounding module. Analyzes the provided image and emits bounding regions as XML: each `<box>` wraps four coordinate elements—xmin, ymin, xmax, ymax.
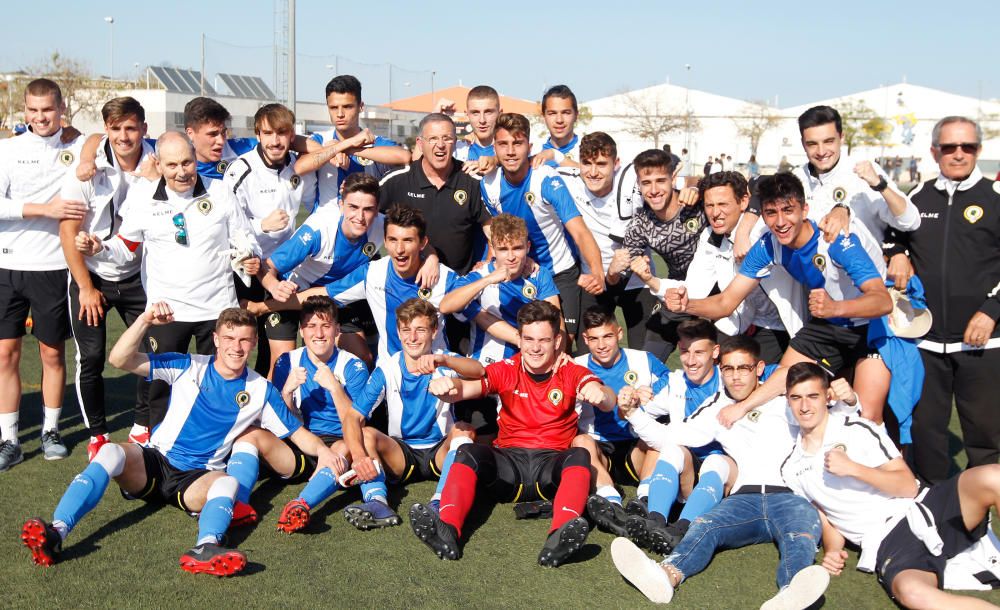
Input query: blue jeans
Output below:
<box><xmin>665</xmin><ymin>492</ymin><xmax>821</xmax><ymax>589</ymax></box>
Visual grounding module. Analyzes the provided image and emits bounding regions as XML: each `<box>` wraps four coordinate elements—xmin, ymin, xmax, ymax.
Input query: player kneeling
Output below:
<box><xmin>20</xmin><ymin>304</ymin><xmax>340</xmax><ymax>576</ymax></box>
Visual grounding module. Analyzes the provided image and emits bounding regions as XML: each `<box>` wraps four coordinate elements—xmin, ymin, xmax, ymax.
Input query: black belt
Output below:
<box><xmin>731</xmin><ymin>485</ymin><xmax>792</xmax><ymax>496</ymax></box>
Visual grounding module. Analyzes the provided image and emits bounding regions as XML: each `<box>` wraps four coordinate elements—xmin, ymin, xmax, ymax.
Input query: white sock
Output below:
<box><xmin>42</xmin><ymin>406</ymin><xmax>61</xmax><ymax>433</ymax></box>
<box><xmin>0</xmin><ymin>412</ymin><xmax>18</xmax><ymax>445</ymax></box>
<box><xmin>636</xmin><ymin>482</ymin><xmax>650</xmax><ymax>499</ymax></box>
<box><xmin>597</xmin><ymin>485</ymin><xmax>622</xmax><ymax>504</ymax></box>
<box><xmin>129</xmin><ymin>423</ymin><xmax>148</xmax><ymax>436</ymax></box>
<box><xmin>52</xmin><ymin>520</ymin><xmax>69</xmax><ymax>541</ymax></box>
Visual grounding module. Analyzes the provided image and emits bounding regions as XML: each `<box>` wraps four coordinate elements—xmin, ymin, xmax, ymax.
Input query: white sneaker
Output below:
<box><xmin>760</xmin><ymin>564</ymin><xmax>830</xmax><ymax>610</ymax></box>
<box><xmin>610</xmin><ymin>537</ymin><xmax>674</xmax><ymax>604</ymax></box>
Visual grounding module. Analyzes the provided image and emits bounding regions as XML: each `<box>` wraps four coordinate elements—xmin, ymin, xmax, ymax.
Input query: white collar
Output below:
<box><xmin>934</xmin><ymin>166</ymin><xmax>982</xmax><ymax>194</ymax></box>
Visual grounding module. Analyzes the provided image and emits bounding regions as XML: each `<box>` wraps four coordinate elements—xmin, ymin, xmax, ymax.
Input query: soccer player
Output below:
<box><xmin>454</xmin><ymin>84</ymin><xmax>499</xmax><ymax>174</ymax></box>
<box><xmin>59</xmin><ymin>96</ymin><xmax>155</xmax><ymax>460</ymax></box>
<box><xmin>324</xmin><ymin>299</ymin><xmax>483</xmax><ymax>530</ymax></box>
<box><xmin>296</xmin><ymin>75</ymin><xmax>410</xmax><ymax>207</ymax></box>
<box><xmin>0</xmin><ymin>78</ymin><xmax>85</xmax><ymax>470</ymax></box>
<box><xmin>632</xmin><ymin>171</ymin><xmax>792</xmax><ymax>363</ymax></box>
<box><xmin>224</xmin><ymin>103</ymin><xmax>317</xmax><ymax>377</ymax></box>
<box><xmin>531</xmin><ymin>85</ymin><xmax>582</xmax><ymax>169</ymax></box>
<box><xmin>666</xmin><ymin>172</ymin><xmax>893</xmax><ymax>425</ymax></box>
<box><xmin>609</xmin><ymin>338</ymin><xmax>835</xmax><ymax>609</ymax></box>
<box><xmin>481</xmin><ymin>112</ymin><xmax>605</xmax><ymax>348</ymax></box>
<box><xmin>74</xmin><ymin>131</ymin><xmax>262</xmax><ymax>434</ymax></box>
<box><xmin>409</xmin><ymin>300</ymin><xmax>618</xmax><ymax>567</ymax></box>
<box><xmin>20</xmin><ymin>303</ymin><xmax>340</xmax><ymax>575</ymax></box>
<box><xmin>574</xmin><ymin>307</ymin><xmax>669</xmax><ymax>537</ymax></box>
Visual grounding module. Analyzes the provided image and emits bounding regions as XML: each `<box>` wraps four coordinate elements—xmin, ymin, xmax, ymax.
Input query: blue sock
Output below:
<box><xmin>298</xmin><ymin>467</ymin><xmax>339</xmax><ymax>508</ymax></box>
<box><xmin>226</xmin><ymin>448</ymin><xmax>259</xmax><ymax>504</ymax></box>
<box><xmin>679</xmin><ymin>471</ymin><xmax>724</xmax><ymax>522</ymax></box>
<box><xmin>647</xmin><ymin>460</ymin><xmax>679</xmax><ymax>519</ymax></box>
<box><xmin>197</xmin><ymin>496</ymin><xmax>234</xmax><ymax>545</ymax></box>
<box><xmin>53</xmin><ymin>462</ymin><xmax>111</xmax><ymax>534</ymax></box>
<box><xmin>360</xmin><ymin>471</ymin><xmax>387</xmax><ymax>503</ymax></box>
<box><xmin>432</xmin><ymin>449</ymin><xmax>458</xmax><ymax>501</ymax></box>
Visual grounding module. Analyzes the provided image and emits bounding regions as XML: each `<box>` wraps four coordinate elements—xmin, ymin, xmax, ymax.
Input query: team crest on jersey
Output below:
<box><xmin>747</xmin><ymin>409</ymin><xmax>761</xmax><ymax>423</ymax></box>
<box><xmin>235</xmin><ymin>390</ymin><xmax>251</xmax><ymax>408</ymax></box>
<box><xmin>418</xmin><ymin>287</ymin><xmax>432</xmax><ymax>300</ymax></box>
<box><xmin>354</xmin><ymin>156</ymin><xmax>373</xmax><ymax>166</ymax></box>
<box><xmin>624</xmin><ymin>370</ymin><xmax>639</xmax><ymax>387</ymax></box>
<box><xmin>362</xmin><ymin>242</ymin><xmax>378</xmax><ymax>258</ymax></box>
<box><xmin>832</xmin><ymin>187</ymin><xmax>847</xmax><ymax>203</ymax></box>
<box><xmin>522</xmin><ymin>281</ymin><xmax>537</xmax><ymax>300</ymax></box>
<box><xmin>148</xmin><ymin>336</ymin><xmax>159</xmax><ymax>352</ymax></box>
<box><xmin>832</xmin><ymin>443</ymin><xmax>847</xmax><ymax>452</ymax></box>
<box><xmin>216</xmin><ymin>160</ymin><xmax>229</xmax><ymax>175</ymax></box>
<box><xmin>525</xmin><ymin>192</ymin><xmax>536</xmax><ymax>205</ymax></box>
<box><xmin>196</xmin><ymin>198</ymin><xmax>213</xmax><ymax>215</ymax></box>
<box><xmin>268</xmin><ymin>313</ymin><xmax>281</xmax><ymax>327</ymax></box>
<box><xmin>964</xmin><ymin>205</ymin><xmax>984</xmax><ymax>224</ymax></box>
<box><xmin>454</xmin><ymin>189</ymin><xmax>468</xmax><ymax>205</ymax></box>
<box><xmin>684</xmin><ymin>217</ymin><xmax>701</xmax><ymax>234</ymax></box>
<box><xmin>651</xmin><ymin>301</ymin><xmax>662</xmax><ymax>315</ymax></box>
<box><xmin>548</xmin><ymin>388</ymin><xmax>564</xmax><ymax>406</ymax></box>
<box><xmin>812</xmin><ymin>254</ymin><xmax>827</xmax><ymax>272</ymax></box>
<box><xmin>59</xmin><ymin>150</ymin><xmax>75</xmax><ymax>166</ymax></box>
<box><xmin>290</xmin><ymin>174</ymin><xmax>301</xmax><ymax>188</ymax></box>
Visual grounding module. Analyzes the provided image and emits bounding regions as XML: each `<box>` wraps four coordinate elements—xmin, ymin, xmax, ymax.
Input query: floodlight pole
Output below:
<box><xmin>288</xmin><ymin>0</ymin><xmax>296</xmax><ymax>116</ymax></box>
<box><xmin>200</xmin><ymin>33</ymin><xmax>206</xmax><ymax>95</ymax></box>
<box><xmin>104</xmin><ymin>17</ymin><xmax>114</xmax><ymax>81</ymax></box>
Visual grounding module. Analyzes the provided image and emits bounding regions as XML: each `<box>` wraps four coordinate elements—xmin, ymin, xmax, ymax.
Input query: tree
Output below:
<box><xmin>25</xmin><ymin>52</ymin><xmax>115</xmax><ymax>126</ymax></box>
<box><xmin>733</xmin><ymin>101</ymin><xmax>781</xmax><ymax>157</ymax></box>
<box><xmin>836</xmin><ymin>99</ymin><xmax>892</xmax><ymax>154</ymax></box>
<box><xmin>616</xmin><ymin>90</ymin><xmax>697</xmax><ymax>149</ymax></box>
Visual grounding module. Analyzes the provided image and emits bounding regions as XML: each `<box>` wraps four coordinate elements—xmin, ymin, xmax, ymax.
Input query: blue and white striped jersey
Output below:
<box><xmin>532</xmin><ymin>134</ymin><xmax>581</xmax><ymax>168</ymax></box>
<box><xmin>147</xmin><ymin>353</ymin><xmax>300</xmax><ymax>471</ymax></box>
<box><xmin>455</xmin><ymin>140</ymin><xmax>495</xmax><ymax>163</ymax></box>
<box><xmin>354</xmin><ymin>350</ymin><xmax>458</xmax><ymax>448</ymax></box>
<box><xmin>644</xmin><ymin>367</ymin><xmax>725</xmax><ymax>458</ymax></box>
<box><xmin>575</xmin><ymin>349</ymin><xmax>670</xmax><ymax>442</ymax></box>
<box><xmin>309</xmin><ymin>130</ymin><xmax>398</xmax><ymax>207</ymax></box>
<box><xmin>197</xmin><ymin>138</ymin><xmax>257</xmax><ymax>180</ymax></box>
<box><xmin>271</xmin><ymin>346</ymin><xmax>369</xmax><ymax>437</ymax></box>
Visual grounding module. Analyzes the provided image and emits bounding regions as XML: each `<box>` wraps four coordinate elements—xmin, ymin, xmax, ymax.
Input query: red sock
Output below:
<box><xmin>549</xmin><ymin>465</ymin><xmax>591</xmax><ymax>533</ymax></box>
<box><xmin>439</xmin><ymin>462</ymin><xmax>478</xmax><ymax>537</ymax></box>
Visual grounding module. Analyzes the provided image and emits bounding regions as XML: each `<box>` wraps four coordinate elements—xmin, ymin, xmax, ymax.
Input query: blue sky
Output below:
<box><xmin>3</xmin><ymin>0</ymin><xmax>997</xmax><ymax>107</ymax></box>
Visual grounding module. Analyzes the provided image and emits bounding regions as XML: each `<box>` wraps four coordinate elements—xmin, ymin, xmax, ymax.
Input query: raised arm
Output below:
<box><xmin>107</xmin><ymin>301</ymin><xmax>174</xmax><ymax>376</ymax></box>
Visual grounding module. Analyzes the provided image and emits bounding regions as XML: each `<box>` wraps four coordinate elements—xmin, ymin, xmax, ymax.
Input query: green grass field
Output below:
<box><xmin>3</xmin><ymin>318</ymin><xmax>1000</xmax><ymax>609</ymax></box>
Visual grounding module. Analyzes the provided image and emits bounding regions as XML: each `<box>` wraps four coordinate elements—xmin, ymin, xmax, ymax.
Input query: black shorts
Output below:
<box><xmin>280</xmin><ymin>434</ymin><xmax>343</xmax><ymax>482</ymax></box>
<box><xmin>121</xmin><ymin>446</ymin><xmax>213</xmax><ymax>512</ymax></box>
<box><xmin>234</xmin><ymin>274</ymin><xmax>299</xmax><ymax>341</ymax></box>
<box><xmin>598</xmin><ymin>439</ymin><xmax>641</xmax><ymax>484</ymax></box>
<box><xmin>789</xmin><ymin>319</ymin><xmax>876</xmax><ymax>375</ymax></box>
<box><xmin>553</xmin><ymin>267</ymin><xmax>582</xmax><ymax>337</ymax></box>
<box><xmin>876</xmin><ymin>473</ymin><xmax>990</xmax><ymax>597</ymax></box>
<box><xmin>339</xmin><ymin>301</ymin><xmax>377</xmax><ymax>336</ymax></box>
<box><xmin>0</xmin><ymin>268</ymin><xmax>71</xmax><ymax>344</ymax></box>
<box><xmin>392</xmin><ymin>436</ymin><xmax>447</xmax><ymax>483</ymax></box>
<box><xmin>494</xmin><ymin>447</ymin><xmax>571</xmax><ymax>503</ymax></box>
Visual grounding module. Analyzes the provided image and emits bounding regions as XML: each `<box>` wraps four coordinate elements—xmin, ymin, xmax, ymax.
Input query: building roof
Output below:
<box><xmin>385</xmin><ymin>85</ymin><xmax>540</xmax><ymax>116</ymax></box>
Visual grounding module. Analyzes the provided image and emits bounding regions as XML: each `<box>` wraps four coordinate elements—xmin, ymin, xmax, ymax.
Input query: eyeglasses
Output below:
<box><xmin>422</xmin><ymin>136</ymin><xmax>456</xmax><ymax>147</ymax></box>
<box><xmin>172</xmin><ymin>213</ymin><xmax>188</xmax><ymax>246</ymax></box>
<box><xmin>720</xmin><ymin>364</ymin><xmax>757</xmax><ymax>376</ymax></box>
<box><xmin>936</xmin><ymin>143</ymin><xmax>980</xmax><ymax>155</ymax></box>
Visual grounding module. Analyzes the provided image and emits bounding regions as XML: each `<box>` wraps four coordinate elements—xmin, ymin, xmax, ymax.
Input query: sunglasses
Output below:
<box><xmin>172</xmin><ymin>213</ymin><xmax>188</xmax><ymax>246</ymax></box>
<box><xmin>936</xmin><ymin>143</ymin><xmax>979</xmax><ymax>155</ymax></box>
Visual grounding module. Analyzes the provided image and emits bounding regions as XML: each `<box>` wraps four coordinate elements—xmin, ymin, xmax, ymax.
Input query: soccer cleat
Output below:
<box><xmin>87</xmin><ymin>434</ymin><xmax>110</xmax><ymax>462</ymax></box>
<box><xmin>409</xmin><ymin>503</ymin><xmax>461</xmax><ymax>560</ymax></box>
<box><xmin>538</xmin><ymin>516</ymin><xmax>590</xmax><ymax>568</ymax></box>
<box><xmin>21</xmin><ymin>518</ymin><xmax>62</xmax><ymax>566</ymax></box>
<box><xmin>0</xmin><ymin>440</ymin><xmax>24</xmax><ymax>472</ymax></box>
<box><xmin>179</xmin><ymin>542</ymin><xmax>246</xmax><ymax>576</ymax></box>
<box><xmin>625</xmin><ymin>496</ymin><xmax>649</xmax><ymax>519</ymax></box>
<box><xmin>513</xmin><ymin>500</ymin><xmax>554</xmax><ymax>520</ymax></box>
<box><xmin>629</xmin><ymin>514</ymin><xmax>684</xmax><ymax>555</ymax></box>
<box><xmin>128</xmin><ymin>427</ymin><xmax>150</xmax><ymax>446</ymax></box>
<box><xmin>760</xmin><ymin>564</ymin><xmax>830</xmax><ymax>610</ymax></box>
<box><xmin>609</xmin><ymin>537</ymin><xmax>674</xmax><ymax>604</ymax></box>
<box><xmin>276</xmin><ymin>498</ymin><xmax>311</xmax><ymax>534</ymax></box>
<box><xmin>229</xmin><ymin>501</ymin><xmax>258</xmax><ymax>528</ymax></box>
<box><xmin>427</xmin><ymin>499</ymin><xmax>441</xmax><ymax>515</ymax></box>
<box><xmin>41</xmin><ymin>430</ymin><xmax>68</xmax><ymax>460</ymax></box>
<box><xmin>344</xmin><ymin>500</ymin><xmax>402</xmax><ymax>530</ymax></box>
<box><xmin>587</xmin><ymin>494</ymin><xmax>629</xmax><ymax>536</ymax></box>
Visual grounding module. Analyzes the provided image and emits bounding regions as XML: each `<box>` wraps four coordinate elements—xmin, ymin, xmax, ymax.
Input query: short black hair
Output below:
<box><xmin>719</xmin><ymin>335</ymin><xmax>761</xmax><ymax>363</ymax></box>
<box><xmin>697</xmin><ymin>171</ymin><xmax>748</xmax><ymax>201</ymax></box>
<box><xmin>325</xmin><ymin>74</ymin><xmax>362</xmax><ymax>102</ymax></box>
<box><xmin>677</xmin><ymin>318</ymin><xmax>717</xmax><ymax>345</ymax></box>
<box><xmin>581</xmin><ymin>306</ymin><xmax>617</xmax><ymax>332</ymax></box>
<box><xmin>516</xmin><ymin>300</ymin><xmax>562</xmax><ymax>335</ymax></box>
<box><xmin>184</xmin><ymin>97</ymin><xmax>230</xmax><ymax>129</ymax></box>
<box><xmin>633</xmin><ymin>148</ymin><xmax>676</xmax><ymax>176</ymax></box>
<box><xmin>301</xmin><ymin>295</ymin><xmax>339</xmax><ymax>324</ymax></box>
<box><xmin>785</xmin><ymin>362</ymin><xmax>830</xmax><ymax>392</ymax></box>
<box><xmin>541</xmin><ymin>84</ymin><xmax>578</xmax><ymax>113</ymax></box>
<box><xmin>757</xmin><ymin>173</ymin><xmax>806</xmax><ymax>210</ymax></box>
<box><xmin>385</xmin><ymin>204</ymin><xmax>427</xmax><ymax>239</ymax></box>
<box><xmin>798</xmin><ymin>105</ymin><xmax>842</xmax><ymax>135</ymax></box>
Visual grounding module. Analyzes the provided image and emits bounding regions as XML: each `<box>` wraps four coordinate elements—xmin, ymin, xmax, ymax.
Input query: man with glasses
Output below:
<box><xmin>74</xmin><ymin>131</ymin><xmax>260</xmax><ymax>431</ymax></box>
<box><xmin>885</xmin><ymin>117</ymin><xmax>1000</xmax><ymax>483</ymax></box>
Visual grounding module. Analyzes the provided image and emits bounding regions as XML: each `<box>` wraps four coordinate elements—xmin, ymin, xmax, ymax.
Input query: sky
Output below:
<box><xmin>2</xmin><ymin>0</ymin><xmax>998</xmax><ymax>108</ymax></box>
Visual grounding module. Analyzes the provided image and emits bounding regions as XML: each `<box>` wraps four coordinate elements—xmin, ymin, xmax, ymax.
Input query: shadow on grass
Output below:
<box><xmin>61</xmin><ymin>501</ymin><xmax>164</xmax><ymax>563</ymax></box>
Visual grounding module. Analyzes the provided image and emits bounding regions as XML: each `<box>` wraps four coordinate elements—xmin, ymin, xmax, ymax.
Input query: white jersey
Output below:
<box><xmin>223</xmin><ymin>147</ymin><xmax>316</xmax><ymax>259</ymax></box>
<box><xmin>101</xmin><ymin>176</ymin><xmax>259</xmax><ymax>322</ymax></box>
<box><xmin>781</xmin><ymin>413</ymin><xmax>910</xmax><ymax>546</ymax></box>
<box><xmin>0</xmin><ymin>128</ymin><xmax>83</xmax><ymax>270</ymax></box>
<box><xmin>560</xmin><ymin>167</ymin><xmax>646</xmax><ymax>290</ymax></box>
<box><xmin>793</xmin><ymin>155</ymin><xmax>920</xmax><ymax>243</ymax></box>
<box><xmin>60</xmin><ymin>136</ymin><xmax>154</xmax><ymax>281</ymax></box>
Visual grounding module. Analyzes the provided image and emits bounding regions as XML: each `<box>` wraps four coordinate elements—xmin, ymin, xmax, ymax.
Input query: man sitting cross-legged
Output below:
<box><xmin>20</xmin><ymin>303</ymin><xmax>339</xmax><ymax>576</ymax></box>
<box><xmin>409</xmin><ymin>300</ymin><xmax>618</xmax><ymax>567</ymax></box>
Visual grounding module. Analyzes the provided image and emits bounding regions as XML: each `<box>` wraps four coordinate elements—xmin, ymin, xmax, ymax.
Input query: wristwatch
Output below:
<box><xmin>871</xmin><ymin>176</ymin><xmax>888</xmax><ymax>192</ymax></box>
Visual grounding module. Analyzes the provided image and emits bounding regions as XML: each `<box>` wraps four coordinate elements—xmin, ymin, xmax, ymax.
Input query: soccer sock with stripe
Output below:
<box><xmin>549</xmin><ymin>465</ymin><xmax>591</xmax><ymax>533</ymax></box>
<box><xmin>431</xmin><ymin>436</ymin><xmax>472</xmax><ymax>502</ymax></box>
<box><xmin>226</xmin><ymin>442</ymin><xmax>259</xmax><ymax>504</ymax></box>
<box><xmin>648</xmin><ymin>444</ymin><xmax>684</xmax><ymax>519</ymax></box>
<box><xmin>196</xmin><ymin>476</ymin><xmax>238</xmax><ymax>546</ymax></box>
<box><xmin>360</xmin><ymin>470</ymin><xmax>388</xmax><ymax>504</ymax></box>
<box><xmin>678</xmin><ymin>454</ymin><xmax>729</xmax><ymax>522</ymax></box>
<box><xmin>596</xmin><ymin>484</ymin><xmax>622</xmax><ymax>505</ymax></box>
<box><xmin>53</xmin><ymin>443</ymin><xmax>125</xmax><ymax>539</ymax></box>
<box><xmin>298</xmin><ymin>467</ymin><xmax>339</xmax><ymax>508</ymax></box>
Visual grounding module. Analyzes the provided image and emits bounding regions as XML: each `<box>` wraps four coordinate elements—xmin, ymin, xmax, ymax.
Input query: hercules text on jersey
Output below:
<box><xmin>271</xmin><ymin>346</ymin><xmax>369</xmax><ymax>437</ymax></box>
<box><xmin>197</xmin><ymin>138</ymin><xmax>257</xmax><ymax>180</ymax></box>
<box><xmin>480</xmin><ymin>165</ymin><xmax>582</xmax><ymax>275</ymax></box>
<box><xmin>323</xmin><ymin>257</ymin><xmax>458</xmax><ymax>361</ymax></box>
<box><xmin>354</xmin><ymin>350</ymin><xmax>458</xmax><ymax>448</ymax></box>
<box><xmin>147</xmin><ymin>353</ymin><xmax>301</xmax><ymax>471</ymax></box>
<box><xmin>575</xmin><ymin>349</ymin><xmax>670</xmax><ymax>442</ymax></box>
<box><xmin>309</xmin><ymin>130</ymin><xmax>398</xmax><ymax>207</ymax></box>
